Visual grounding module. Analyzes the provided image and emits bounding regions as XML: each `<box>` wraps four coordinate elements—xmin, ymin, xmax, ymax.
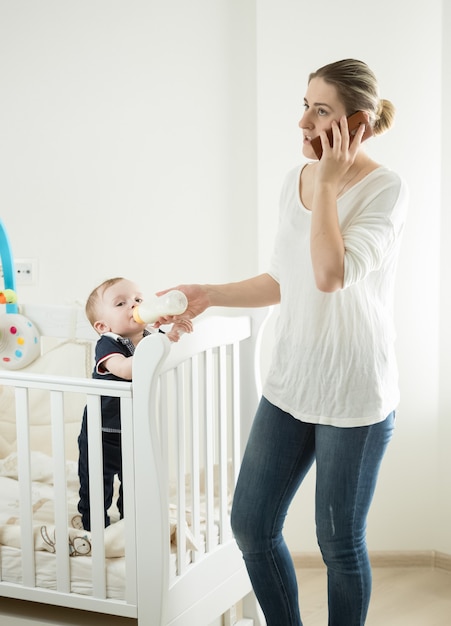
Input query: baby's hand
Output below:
<box><xmin>166</xmin><ymin>318</ymin><xmax>193</xmax><ymax>342</ymax></box>
<box><xmin>174</xmin><ymin>318</ymin><xmax>193</xmax><ymax>334</ymax></box>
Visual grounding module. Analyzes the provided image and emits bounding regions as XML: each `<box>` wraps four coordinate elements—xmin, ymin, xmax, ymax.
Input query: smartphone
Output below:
<box><xmin>310</xmin><ymin>111</ymin><xmax>373</xmax><ymax>159</ymax></box>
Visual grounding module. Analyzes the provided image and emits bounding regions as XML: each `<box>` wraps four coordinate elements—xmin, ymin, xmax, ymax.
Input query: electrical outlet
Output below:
<box><xmin>0</xmin><ymin>258</ymin><xmax>37</xmax><ymax>285</ymax></box>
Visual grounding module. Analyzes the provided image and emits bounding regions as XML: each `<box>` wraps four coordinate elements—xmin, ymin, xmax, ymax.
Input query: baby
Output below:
<box><xmin>77</xmin><ymin>277</ymin><xmax>192</xmax><ymax>530</ymax></box>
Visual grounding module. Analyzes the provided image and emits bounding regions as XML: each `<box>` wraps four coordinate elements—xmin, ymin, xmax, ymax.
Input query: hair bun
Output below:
<box><xmin>373</xmin><ymin>99</ymin><xmax>396</xmax><ymax>135</ymax></box>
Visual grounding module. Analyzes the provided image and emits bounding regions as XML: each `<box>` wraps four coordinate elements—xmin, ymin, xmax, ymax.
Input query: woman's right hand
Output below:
<box><xmin>154</xmin><ymin>273</ymin><xmax>280</xmax><ymax>327</ymax></box>
<box><xmin>154</xmin><ymin>284</ymin><xmax>209</xmax><ymax>325</ymax></box>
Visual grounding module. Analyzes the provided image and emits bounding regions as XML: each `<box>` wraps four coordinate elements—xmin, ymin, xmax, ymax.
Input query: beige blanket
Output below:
<box><xmin>0</xmin><ymin>452</ymin><xmax>200</xmax><ymax>558</ymax></box>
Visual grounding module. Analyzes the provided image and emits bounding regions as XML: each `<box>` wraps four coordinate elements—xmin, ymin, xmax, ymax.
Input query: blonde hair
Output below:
<box><xmin>85</xmin><ymin>277</ymin><xmax>125</xmax><ymax>327</ymax></box>
<box><xmin>309</xmin><ymin>59</ymin><xmax>395</xmax><ymax>135</ymax></box>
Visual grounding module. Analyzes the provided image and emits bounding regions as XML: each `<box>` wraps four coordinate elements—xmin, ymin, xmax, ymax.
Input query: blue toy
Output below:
<box><xmin>0</xmin><ymin>219</ymin><xmax>40</xmax><ymax>369</ymax></box>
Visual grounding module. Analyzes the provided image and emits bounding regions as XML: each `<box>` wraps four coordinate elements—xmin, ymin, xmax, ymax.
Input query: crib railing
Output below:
<box><xmin>0</xmin><ymin>370</ymin><xmax>138</xmax><ymax>615</ymax></box>
<box><xmin>132</xmin><ymin>313</ymin><xmax>259</xmax><ymax>624</ymax></box>
<box><xmin>0</xmin><ymin>308</ymin><xmax>270</xmax><ymax>624</ymax></box>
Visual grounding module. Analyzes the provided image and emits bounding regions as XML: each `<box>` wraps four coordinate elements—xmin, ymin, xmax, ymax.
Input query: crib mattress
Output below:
<box><xmin>0</xmin><ymin>545</ymin><xmax>128</xmax><ymax>598</ymax></box>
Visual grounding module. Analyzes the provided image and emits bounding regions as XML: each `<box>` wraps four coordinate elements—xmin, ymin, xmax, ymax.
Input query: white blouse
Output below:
<box><xmin>263</xmin><ymin>165</ymin><xmax>409</xmax><ymax>427</ymax></box>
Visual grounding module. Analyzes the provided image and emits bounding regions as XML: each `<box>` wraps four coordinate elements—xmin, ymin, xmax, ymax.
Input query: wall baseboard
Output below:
<box><xmin>292</xmin><ymin>550</ymin><xmax>451</xmax><ymax>572</ymax></box>
<box><xmin>434</xmin><ymin>551</ymin><xmax>451</xmax><ymax>571</ymax></box>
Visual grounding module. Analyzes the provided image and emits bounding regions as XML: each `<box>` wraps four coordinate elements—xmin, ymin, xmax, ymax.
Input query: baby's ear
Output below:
<box><xmin>94</xmin><ymin>320</ymin><xmax>110</xmax><ymax>334</ymax></box>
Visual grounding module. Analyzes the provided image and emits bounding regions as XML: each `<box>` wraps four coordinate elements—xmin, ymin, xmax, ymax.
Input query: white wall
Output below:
<box><xmin>0</xmin><ymin>0</ymin><xmax>449</xmax><ymax>560</ymax></box>
<box><xmin>0</xmin><ymin>0</ymin><xmax>258</xmax><ymax>303</ymax></box>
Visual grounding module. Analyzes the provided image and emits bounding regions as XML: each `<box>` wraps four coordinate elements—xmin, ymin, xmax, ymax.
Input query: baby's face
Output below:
<box><xmin>95</xmin><ymin>279</ymin><xmax>145</xmax><ymax>337</ymax></box>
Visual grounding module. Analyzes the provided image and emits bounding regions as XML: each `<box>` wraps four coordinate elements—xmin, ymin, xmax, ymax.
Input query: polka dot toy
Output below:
<box><xmin>0</xmin><ymin>219</ymin><xmax>41</xmax><ymax>370</ymax></box>
<box><xmin>0</xmin><ymin>313</ymin><xmax>40</xmax><ymax>369</ymax></box>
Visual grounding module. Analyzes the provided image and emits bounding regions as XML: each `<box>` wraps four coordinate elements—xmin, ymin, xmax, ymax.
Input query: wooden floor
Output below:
<box><xmin>296</xmin><ymin>566</ymin><xmax>451</xmax><ymax>625</ymax></box>
<box><xmin>1</xmin><ymin>566</ymin><xmax>450</xmax><ymax>625</ymax></box>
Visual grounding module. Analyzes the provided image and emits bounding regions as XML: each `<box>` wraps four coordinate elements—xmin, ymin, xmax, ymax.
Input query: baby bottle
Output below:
<box><xmin>133</xmin><ymin>290</ymin><xmax>188</xmax><ymax>324</ymax></box>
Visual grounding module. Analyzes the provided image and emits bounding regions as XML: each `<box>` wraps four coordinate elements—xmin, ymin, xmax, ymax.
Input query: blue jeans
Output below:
<box><xmin>231</xmin><ymin>397</ymin><xmax>395</xmax><ymax>626</ymax></box>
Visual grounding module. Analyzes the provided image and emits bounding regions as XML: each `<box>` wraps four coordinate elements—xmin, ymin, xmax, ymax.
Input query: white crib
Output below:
<box><xmin>0</xmin><ymin>303</ymin><xmax>269</xmax><ymax>625</ymax></box>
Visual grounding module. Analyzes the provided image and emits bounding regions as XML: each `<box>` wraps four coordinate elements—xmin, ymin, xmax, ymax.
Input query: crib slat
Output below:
<box><xmin>176</xmin><ymin>365</ymin><xmax>187</xmax><ymax>575</ymax></box>
<box><xmin>50</xmin><ymin>390</ymin><xmax>71</xmax><ymax>593</ymax></box>
<box><xmin>218</xmin><ymin>344</ymin><xmax>229</xmax><ymax>543</ymax></box>
<box><xmin>231</xmin><ymin>342</ymin><xmax>241</xmax><ymax>486</ymax></box>
<box><xmin>15</xmin><ymin>388</ymin><xmax>36</xmax><ymax>587</ymax></box>
<box><xmin>190</xmin><ymin>354</ymin><xmax>201</xmax><ymax>563</ymax></box>
<box><xmin>203</xmin><ymin>348</ymin><xmax>215</xmax><ymax>552</ymax></box>
<box><xmin>86</xmin><ymin>394</ymin><xmax>107</xmax><ymax>598</ymax></box>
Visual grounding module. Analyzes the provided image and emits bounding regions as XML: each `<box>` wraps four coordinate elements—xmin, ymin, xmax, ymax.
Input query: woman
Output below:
<box><xmin>157</xmin><ymin>59</ymin><xmax>408</xmax><ymax>625</ymax></box>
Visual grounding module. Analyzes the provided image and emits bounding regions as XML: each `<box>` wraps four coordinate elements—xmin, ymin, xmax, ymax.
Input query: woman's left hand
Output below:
<box><xmin>316</xmin><ymin>115</ymin><xmax>367</xmax><ymax>184</ymax></box>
